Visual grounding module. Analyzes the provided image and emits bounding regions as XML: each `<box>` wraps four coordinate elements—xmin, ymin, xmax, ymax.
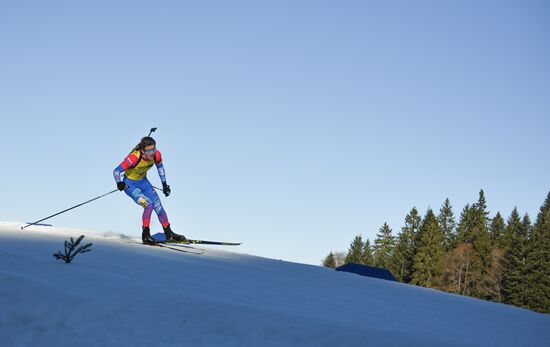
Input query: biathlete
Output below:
<box><xmin>113</xmin><ymin>136</ymin><xmax>186</xmax><ymax>245</ymax></box>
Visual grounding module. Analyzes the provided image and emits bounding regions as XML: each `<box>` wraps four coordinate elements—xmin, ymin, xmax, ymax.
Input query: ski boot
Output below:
<box><xmin>142</xmin><ymin>226</ymin><xmax>159</xmax><ymax>245</ymax></box>
<box><xmin>163</xmin><ymin>224</ymin><xmax>187</xmax><ymax>243</ymax></box>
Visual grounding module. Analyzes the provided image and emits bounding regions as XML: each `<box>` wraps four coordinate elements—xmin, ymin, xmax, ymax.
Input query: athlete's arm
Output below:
<box><xmin>113</xmin><ymin>153</ymin><xmax>140</xmax><ymax>182</ymax></box>
<box><xmin>154</xmin><ymin>151</ymin><xmax>167</xmax><ymax>183</ymax></box>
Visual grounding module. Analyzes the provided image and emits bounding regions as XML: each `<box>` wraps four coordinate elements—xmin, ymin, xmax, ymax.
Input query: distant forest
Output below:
<box><xmin>322</xmin><ymin>190</ymin><xmax>550</xmax><ymax>314</ymax></box>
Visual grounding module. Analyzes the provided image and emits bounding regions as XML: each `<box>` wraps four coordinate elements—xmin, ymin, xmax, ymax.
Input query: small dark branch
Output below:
<box><xmin>53</xmin><ymin>235</ymin><xmax>93</xmax><ymax>263</ymax></box>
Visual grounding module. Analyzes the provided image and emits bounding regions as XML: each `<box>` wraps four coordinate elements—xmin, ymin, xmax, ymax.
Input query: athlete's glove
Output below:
<box><xmin>117</xmin><ymin>182</ymin><xmax>127</xmax><ymax>191</ymax></box>
<box><xmin>162</xmin><ymin>182</ymin><xmax>171</xmax><ymax>197</ymax></box>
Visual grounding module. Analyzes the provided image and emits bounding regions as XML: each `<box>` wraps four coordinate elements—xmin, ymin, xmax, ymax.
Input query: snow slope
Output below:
<box><xmin>0</xmin><ymin>222</ymin><xmax>548</xmax><ymax>347</ymax></box>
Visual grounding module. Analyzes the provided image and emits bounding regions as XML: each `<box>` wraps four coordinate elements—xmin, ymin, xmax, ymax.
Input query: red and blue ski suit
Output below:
<box><xmin>113</xmin><ymin>150</ymin><xmax>170</xmax><ymax>228</ymax></box>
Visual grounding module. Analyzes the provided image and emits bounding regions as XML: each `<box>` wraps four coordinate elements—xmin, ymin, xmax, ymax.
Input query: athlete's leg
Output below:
<box><xmin>140</xmin><ymin>181</ymin><xmax>170</xmax><ymax>228</ymax></box>
<box><xmin>139</xmin><ymin>180</ymin><xmax>186</xmax><ymax>241</ymax></box>
<box><xmin>126</xmin><ymin>179</ymin><xmax>184</xmax><ymax>241</ymax></box>
<box><xmin>142</xmin><ymin>205</ymin><xmax>154</xmax><ymax>228</ymax></box>
<box><xmin>124</xmin><ymin>178</ymin><xmax>155</xmax><ymax>228</ymax></box>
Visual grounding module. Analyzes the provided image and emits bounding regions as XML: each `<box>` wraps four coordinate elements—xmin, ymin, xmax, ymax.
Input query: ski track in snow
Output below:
<box><xmin>0</xmin><ymin>221</ymin><xmax>549</xmax><ymax>347</ymax></box>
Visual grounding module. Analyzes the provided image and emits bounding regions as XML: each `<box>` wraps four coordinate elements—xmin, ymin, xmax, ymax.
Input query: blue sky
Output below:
<box><xmin>2</xmin><ymin>1</ymin><xmax>549</xmax><ymax>265</ymax></box>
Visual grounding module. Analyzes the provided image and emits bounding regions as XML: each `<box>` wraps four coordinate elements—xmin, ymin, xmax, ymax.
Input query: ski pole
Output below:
<box><xmin>21</xmin><ymin>189</ymin><xmax>119</xmax><ymax>229</ymax></box>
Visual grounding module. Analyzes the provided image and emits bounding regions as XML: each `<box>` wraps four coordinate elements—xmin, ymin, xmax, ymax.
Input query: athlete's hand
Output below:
<box><xmin>117</xmin><ymin>182</ymin><xmax>127</xmax><ymax>191</ymax></box>
<box><xmin>162</xmin><ymin>182</ymin><xmax>171</xmax><ymax>197</ymax></box>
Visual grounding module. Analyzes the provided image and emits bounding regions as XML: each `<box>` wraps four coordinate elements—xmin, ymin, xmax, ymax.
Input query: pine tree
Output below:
<box><xmin>322</xmin><ymin>252</ymin><xmax>337</xmax><ymax>268</ymax></box>
<box><xmin>411</xmin><ymin>209</ymin><xmax>444</xmax><ymax>288</ymax></box>
<box><xmin>501</xmin><ymin>208</ymin><xmax>529</xmax><ymax>307</ymax></box>
<box><xmin>485</xmin><ymin>211</ymin><xmax>507</xmax><ymax>303</ymax></box>
<box><xmin>485</xmin><ymin>211</ymin><xmax>507</xmax><ymax>304</ymax></box>
<box><xmin>453</xmin><ymin>191</ymin><xmax>493</xmax><ymax>298</ymax></box>
<box><xmin>456</xmin><ymin>204</ymin><xmax>476</xmax><ymax>243</ymax></box>
<box><xmin>438</xmin><ymin>198</ymin><xmax>457</xmax><ymax>250</ymax></box>
<box><xmin>522</xmin><ymin>214</ymin><xmax>533</xmax><ymax>241</ymax></box>
<box><xmin>471</xmin><ymin>190</ymin><xmax>493</xmax><ymax>299</ymax></box>
<box><xmin>477</xmin><ymin>189</ymin><xmax>490</xmax><ymax>222</ymax></box>
<box><xmin>452</xmin><ymin>204</ymin><xmax>476</xmax><ymax>295</ymax></box>
<box><xmin>502</xmin><ymin>208</ymin><xmax>521</xmax><ymax>253</ymax></box>
<box><xmin>362</xmin><ymin>239</ymin><xmax>374</xmax><ymax>265</ymax></box>
<box><xmin>390</xmin><ymin>207</ymin><xmax>421</xmax><ymax>283</ymax></box>
<box><xmin>344</xmin><ymin>235</ymin><xmax>365</xmax><ymax>264</ymax></box>
<box><xmin>490</xmin><ymin>212</ymin><xmax>506</xmax><ymax>249</ymax></box>
<box><xmin>373</xmin><ymin>223</ymin><xmax>395</xmax><ymax>269</ymax></box>
<box><xmin>524</xmin><ymin>192</ymin><xmax>550</xmax><ymax>313</ymax></box>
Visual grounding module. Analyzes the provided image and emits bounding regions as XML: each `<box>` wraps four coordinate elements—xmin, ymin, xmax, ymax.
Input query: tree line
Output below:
<box><xmin>322</xmin><ymin>190</ymin><xmax>550</xmax><ymax>313</ymax></box>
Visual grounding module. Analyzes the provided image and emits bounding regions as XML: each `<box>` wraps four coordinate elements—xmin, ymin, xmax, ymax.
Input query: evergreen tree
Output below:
<box><xmin>502</xmin><ymin>208</ymin><xmax>521</xmax><ymax>252</ymax></box>
<box><xmin>438</xmin><ymin>198</ymin><xmax>457</xmax><ymax>250</ymax></box>
<box><xmin>390</xmin><ymin>207</ymin><xmax>421</xmax><ymax>283</ymax></box>
<box><xmin>373</xmin><ymin>223</ymin><xmax>395</xmax><ymax>269</ymax></box>
<box><xmin>456</xmin><ymin>204</ymin><xmax>475</xmax><ymax>243</ymax></box>
<box><xmin>477</xmin><ymin>189</ymin><xmax>490</xmax><ymax>222</ymax></box>
<box><xmin>524</xmin><ymin>192</ymin><xmax>550</xmax><ymax>313</ymax></box>
<box><xmin>486</xmin><ymin>212</ymin><xmax>506</xmax><ymax>303</ymax></box>
<box><xmin>470</xmin><ymin>190</ymin><xmax>494</xmax><ymax>299</ymax></box>
<box><xmin>490</xmin><ymin>212</ymin><xmax>506</xmax><ymax>249</ymax></box>
<box><xmin>411</xmin><ymin>209</ymin><xmax>444</xmax><ymax>288</ymax></box>
<box><xmin>344</xmin><ymin>235</ymin><xmax>365</xmax><ymax>264</ymax></box>
<box><xmin>522</xmin><ymin>214</ymin><xmax>533</xmax><ymax>240</ymax></box>
<box><xmin>451</xmin><ymin>204</ymin><xmax>477</xmax><ymax>295</ymax></box>
<box><xmin>362</xmin><ymin>239</ymin><xmax>374</xmax><ymax>265</ymax></box>
<box><xmin>322</xmin><ymin>252</ymin><xmax>337</xmax><ymax>268</ymax></box>
<box><xmin>501</xmin><ymin>208</ymin><xmax>529</xmax><ymax>307</ymax></box>
<box><xmin>452</xmin><ymin>190</ymin><xmax>492</xmax><ymax>298</ymax></box>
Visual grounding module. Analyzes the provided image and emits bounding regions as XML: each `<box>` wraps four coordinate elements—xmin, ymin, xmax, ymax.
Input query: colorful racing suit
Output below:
<box><xmin>113</xmin><ymin>150</ymin><xmax>170</xmax><ymax>228</ymax></box>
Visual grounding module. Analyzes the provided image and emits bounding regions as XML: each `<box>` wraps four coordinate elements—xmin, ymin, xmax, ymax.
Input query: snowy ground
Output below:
<box><xmin>0</xmin><ymin>221</ymin><xmax>548</xmax><ymax>347</ymax></box>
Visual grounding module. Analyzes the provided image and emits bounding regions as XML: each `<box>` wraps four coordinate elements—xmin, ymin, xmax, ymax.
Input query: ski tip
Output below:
<box><xmin>187</xmin><ymin>240</ymin><xmax>242</xmax><ymax>246</ymax></box>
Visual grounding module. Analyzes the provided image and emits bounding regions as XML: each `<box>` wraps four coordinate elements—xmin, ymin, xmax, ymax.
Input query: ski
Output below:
<box><xmin>157</xmin><ymin>243</ymin><xmax>204</xmax><ymax>254</ymax></box>
<box><xmin>173</xmin><ymin>239</ymin><xmax>241</xmax><ymax>246</ymax></box>
<box><xmin>132</xmin><ymin>240</ymin><xmax>204</xmax><ymax>254</ymax></box>
<box><xmin>152</xmin><ymin>232</ymin><xmax>241</xmax><ymax>246</ymax></box>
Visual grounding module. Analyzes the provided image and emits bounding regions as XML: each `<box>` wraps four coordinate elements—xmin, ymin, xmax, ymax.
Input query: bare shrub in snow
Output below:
<box><xmin>53</xmin><ymin>235</ymin><xmax>92</xmax><ymax>263</ymax></box>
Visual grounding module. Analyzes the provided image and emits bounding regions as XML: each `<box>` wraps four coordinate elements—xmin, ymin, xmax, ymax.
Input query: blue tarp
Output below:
<box><xmin>336</xmin><ymin>263</ymin><xmax>397</xmax><ymax>282</ymax></box>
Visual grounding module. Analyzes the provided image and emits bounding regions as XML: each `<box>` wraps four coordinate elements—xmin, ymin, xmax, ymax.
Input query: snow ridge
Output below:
<box><xmin>1</xmin><ymin>222</ymin><xmax>548</xmax><ymax>347</ymax></box>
